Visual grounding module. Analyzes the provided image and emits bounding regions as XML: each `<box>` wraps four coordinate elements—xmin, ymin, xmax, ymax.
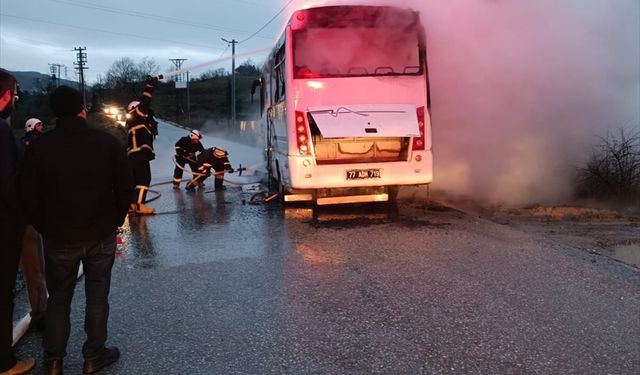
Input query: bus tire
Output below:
<box><xmin>275</xmin><ymin>159</ymin><xmax>285</xmax><ymax>203</ymax></box>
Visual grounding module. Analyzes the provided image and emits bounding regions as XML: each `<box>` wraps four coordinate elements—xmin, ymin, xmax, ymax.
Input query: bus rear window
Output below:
<box><xmin>293</xmin><ymin>26</ymin><xmax>422</xmax><ymax>79</ymax></box>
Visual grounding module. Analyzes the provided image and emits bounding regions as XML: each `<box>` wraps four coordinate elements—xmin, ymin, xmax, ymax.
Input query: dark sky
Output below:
<box><xmin>1</xmin><ymin>0</ymin><xmax>283</xmax><ymax>82</ymax></box>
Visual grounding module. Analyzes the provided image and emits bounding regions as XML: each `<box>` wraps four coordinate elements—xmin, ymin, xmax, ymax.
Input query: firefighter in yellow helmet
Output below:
<box><xmin>185</xmin><ymin>147</ymin><xmax>233</xmax><ymax>191</ymax></box>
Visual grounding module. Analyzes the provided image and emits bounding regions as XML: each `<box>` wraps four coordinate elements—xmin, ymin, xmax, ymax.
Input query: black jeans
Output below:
<box><xmin>0</xmin><ymin>222</ymin><xmax>25</xmax><ymax>372</ymax></box>
<box><xmin>43</xmin><ymin>232</ymin><xmax>116</xmax><ymax>360</ymax></box>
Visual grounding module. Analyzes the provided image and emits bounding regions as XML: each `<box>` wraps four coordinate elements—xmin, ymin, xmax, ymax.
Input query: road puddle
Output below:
<box><xmin>610</xmin><ymin>244</ymin><xmax>640</xmax><ymax>267</ymax></box>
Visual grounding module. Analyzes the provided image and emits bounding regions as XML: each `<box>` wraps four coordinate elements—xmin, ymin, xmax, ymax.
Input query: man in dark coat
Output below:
<box><xmin>19</xmin><ymin>85</ymin><xmax>134</xmax><ymax>375</ymax></box>
<box><xmin>125</xmin><ymin>77</ymin><xmax>158</xmax><ymax>215</ymax></box>
<box><xmin>185</xmin><ymin>147</ymin><xmax>233</xmax><ymax>191</ymax></box>
<box><xmin>173</xmin><ymin>129</ymin><xmax>204</xmax><ymax>188</ymax></box>
<box><xmin>0</xmin><ymin>69</ymin><xmax>36</xmax><ymax>375</ymax></box>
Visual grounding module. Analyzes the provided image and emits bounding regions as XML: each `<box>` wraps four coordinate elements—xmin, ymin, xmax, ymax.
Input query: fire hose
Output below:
<box><xmin>171</xmin><ymin>155</ymin><xmax>248</xmax><ymax>183</ymax></box>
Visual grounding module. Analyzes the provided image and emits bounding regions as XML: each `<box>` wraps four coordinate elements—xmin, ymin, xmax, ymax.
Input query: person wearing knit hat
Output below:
<box><xmin>50</xmin><ymin>85</ymin><xmax>84</xmax><ymax>118</ymax></box>
<box><xmin>19</xmin><ymin>83</ymin><xmax>133</xmax><ymax>374</ymax></box>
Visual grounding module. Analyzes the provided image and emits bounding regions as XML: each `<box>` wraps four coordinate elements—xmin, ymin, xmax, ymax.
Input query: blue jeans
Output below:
<box><xmin>43</xmin><ymin>232</ymin><xmax>116</xmax><ymax>360</ymax></box>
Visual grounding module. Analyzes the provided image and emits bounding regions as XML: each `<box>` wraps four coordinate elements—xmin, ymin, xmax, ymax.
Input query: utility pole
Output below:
<box><xmin>73</xmin><ymin>47</ymin><xmax>88</xmax><ymax>108</ymax></box>
<box><xmin>221</xmin><ymin>38</ymin><xmax>237</xmax><ymax>126</ymax></box>
<box><xmin>186</xmin><ymin>71</ymin><xmax>191</xmax><ymax>123</ymax></box>
<box><xmin>48</xmin><ymin>63</ymin><xmax>65</xmax><ymax>88</ymax></box>
<box><xmin>169</xmin><ymin>58</ymin><xmax>187</xmax><ymax>121</ymax></box>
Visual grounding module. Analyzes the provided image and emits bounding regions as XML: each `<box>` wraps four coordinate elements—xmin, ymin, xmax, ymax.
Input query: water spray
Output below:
<box><xmin>157</xmin><ymin>48</ymin><xmax>271</xmax><ymax>79</ymax></box>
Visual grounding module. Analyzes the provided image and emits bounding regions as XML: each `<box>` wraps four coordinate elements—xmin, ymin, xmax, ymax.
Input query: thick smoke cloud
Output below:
<box><xmin>287</xmin><ymin>0</ymin><xmax>640</xmax><ymax>206</ymax></box>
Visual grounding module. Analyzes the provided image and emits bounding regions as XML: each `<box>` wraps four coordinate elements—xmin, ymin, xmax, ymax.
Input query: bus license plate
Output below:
<box><xmin>346</xmin><ymin>169</ymin><xmax>382</xmax><ymax>180</ymax></box>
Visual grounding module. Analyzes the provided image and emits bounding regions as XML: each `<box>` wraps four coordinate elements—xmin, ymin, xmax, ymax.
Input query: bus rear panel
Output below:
<box><xmin>261</xmin><ymin>5</ymin><xmax>432</xmax><ymax>205</ymax></box>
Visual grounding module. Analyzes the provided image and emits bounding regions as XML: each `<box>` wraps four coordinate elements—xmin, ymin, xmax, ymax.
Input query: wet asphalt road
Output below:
<box><xmin>14</xmin><ymin>122</ymin><xmax>640</xmax><ymax>374</ymax></box>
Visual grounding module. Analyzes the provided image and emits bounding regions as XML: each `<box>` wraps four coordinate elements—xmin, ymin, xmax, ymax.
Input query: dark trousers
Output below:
<box><xmin>129</xmin><ymin>155</ymin><xmax>151</xmax><ymax>204</ymax></box>
<box><xmin>173</xmin><ymin>156</ymin><xmax>198</xmax><ymax>183</ymax></box>
<box><xmin>43</xmin><ymin>232</ymin><xmax>116</xmax><ymax>360</ymax></box>
<box><xmin>0</xmin><ymin>222</ymin><xmax>25</xmax><ymax>372</ymax></box>
<box><xmin>20</xmin><ymin>225</ymin><xmax>47</xmax><ymax>321</ymax></box>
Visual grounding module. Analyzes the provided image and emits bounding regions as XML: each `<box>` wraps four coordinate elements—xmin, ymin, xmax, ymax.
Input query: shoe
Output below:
<box><xmin>0</xmin><ymin>358</ymin><xmax>36</xmax><ymax>375</ymax></box>
<box><xmin>83</xmin><ymin>346</ymin><xmax>119</xmax><ymax>374</ymax></box>
<box><xmin>197</xmin><ymin>182</ymin><xmax>205</xmax><ymax>189</ymax></box>
<box><xmin>214</xmin><ymin>185</ymin><xmax>226</xmax><ymax>191</ymax></box>
<box><xmin>185</xmin><ymin>184</ymin><xmax>196</xmax><ymax>192</ymax></box>
<box><xmin>43</xmin><ymin>358</ymin><xmax>63</xmax><ymax>375</ymax></box>
<box><xmin>172</xmin><ymin>182</ymin><xmax>180</xmax><ymax>189</ymax></box>
<box><xmin>127</xmin><ymin>203</ymin><xmax>136</xmax><ymax>214</ymax></box>
<box><xmin>135</xmin><ymin>204</ymin><xmax>155</xmax><ymax>215</ymax></box>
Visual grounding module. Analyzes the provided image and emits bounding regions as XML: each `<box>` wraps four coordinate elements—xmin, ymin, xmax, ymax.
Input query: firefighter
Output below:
<box><xmin>185</xmin><ymin>147</ymin><xmax>233</xmax><ymax>191</ymax></box>
<box><xmin>126</xmin><ymin>76</ymin><xmax>159</xmax><ymax>215</ymax></box>
<box><xmin>173</xmin><ymin>129</ymin><xmax>204</xmax><ymax>188</ymax></box>
<box><xmin>21</xmin><ymin>117</ymin><xmax>45</xmax><ymax>146</ymax></box>
<box><xmin>147</xmin><ymin>107</ymin><xmax>159</xmax><ymax>138</ymax></box>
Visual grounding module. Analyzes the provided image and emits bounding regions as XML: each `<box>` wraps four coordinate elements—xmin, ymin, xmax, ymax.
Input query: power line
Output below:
<box><xmin>50</xmin><ymin>0</ymin><xmax>272</xmax><ymax>39</ymax></box>
<box><xmin>238</xmin><ymin>0</ymin><xmax>295</xmax><ymax>44</ymax></box>
<box><xmin>0</xmin><ymin>13</ymin><xmax>225</xmax><ymax>50</ymax></box>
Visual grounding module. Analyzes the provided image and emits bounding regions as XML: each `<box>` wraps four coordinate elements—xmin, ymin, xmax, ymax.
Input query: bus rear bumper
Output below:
<box><xmin>316</xmin><ymin>193</ymin><xmax>388</xmax><ymax>205</ymax></box>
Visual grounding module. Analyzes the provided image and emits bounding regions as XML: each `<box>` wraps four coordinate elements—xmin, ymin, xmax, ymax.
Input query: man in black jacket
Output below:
<box><xmin>173</xmin><ymin>129</ymin><xmax>204</xmax><ymax>188</ymax></box>
<box><xmin>0</xmin><ymin>69</ymin><xmax>36</xmax><ymax>375</ymax></box>
<box><xmin>19</xmin><ymin>85</ymin><xmax>134</xmax><ymax>375</ymax></box>
<box><xmin>126</xmin><ymin>77</ymin><xmax>158</xmax><ymax>215</ymax></box>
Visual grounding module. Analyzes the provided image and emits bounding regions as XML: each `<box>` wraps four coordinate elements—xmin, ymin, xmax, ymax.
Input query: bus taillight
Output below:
<box><xmin>296</xmin><ymin>111</ymin><xmax>311</xmax><ymax>155</ymax></box>
<box><xmin>412</xmin><ymin>106</ymin><xmax>426</xmax><ymax>151</ymax></box>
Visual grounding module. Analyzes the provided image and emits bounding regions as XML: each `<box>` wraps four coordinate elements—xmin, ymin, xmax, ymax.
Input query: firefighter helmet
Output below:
<box><xmin>25</xmin><ymin>118</ymin><xmax>42</xmax><ymax>132</ymax></box>
<box><xmin>189</xmin><ymin>129</ymin><xmax>202</xmax><ymax>140</ymax></box>
<box><xmin>127</xmin><ymin>101</ymin><xmax>140</xmax><ymax>112</ymax></box>
<box><xmin>213</xmin><ymin>147</ymin><xmax>227</xmax><ymax>158</ymax></box>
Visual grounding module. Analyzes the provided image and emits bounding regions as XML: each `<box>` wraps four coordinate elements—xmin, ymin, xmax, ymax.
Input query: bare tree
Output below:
<box><xmin>104</xmin><ymin>57</ymin><xmax>140</xmax><ymax>88</ymax></box>
<box><xmin>137</xmin><ymin>57</ymin><xmax>161</xmax><ymax>80</ymax></box>
<box><xmin>199</xmin><ymin>68</ymin><xmax>228</xmax><ymax>80</ymax></box>
<box><xmin>576</xmin><ymin>127</ymin><xmax>640</xmax><ymax>206</ymax></box>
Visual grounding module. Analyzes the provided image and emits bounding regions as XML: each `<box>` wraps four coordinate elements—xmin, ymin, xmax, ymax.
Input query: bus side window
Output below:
<box><xmin>273</xmin><ymin>45</ymin><xmax>286</xmax><ymax>102</ymax></box>
<box><xmin>260</xmin><ymin>76</ymin><xmax>266</xmax><ymax>116</ymax></box>
<box><xmin>272</xmin><ymin>70</ymin><xmax>280</xmax><ymax>102</ymax></box>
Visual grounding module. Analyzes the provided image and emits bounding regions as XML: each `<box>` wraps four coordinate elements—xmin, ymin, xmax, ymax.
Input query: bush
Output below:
<box><xmin>576</xmin><ymin>128</ymin><xmax>640</xmax><ymax>207</ymax></box>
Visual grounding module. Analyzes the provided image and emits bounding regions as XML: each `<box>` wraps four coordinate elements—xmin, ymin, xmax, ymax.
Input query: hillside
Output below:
<box><xmin>10</xmin><ymin>70</ymin><xmax>81</xmax><ymax>92</ymax></box>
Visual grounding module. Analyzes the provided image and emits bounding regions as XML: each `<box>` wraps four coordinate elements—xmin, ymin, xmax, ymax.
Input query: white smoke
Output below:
<box><xmin>285</xmin><ymin>0</ymin><xmax>640</xmax><ymax>206</ymax></box>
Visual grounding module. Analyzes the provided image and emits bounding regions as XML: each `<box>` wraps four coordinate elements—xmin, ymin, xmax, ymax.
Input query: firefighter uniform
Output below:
<box><xmin>126</xmin><ymin>77</ymin><xmax>158</xmax><ymax>214</ymax></box>
<box><xmin>173</xmin><ymin>132</ymin><xmax>204</xmax><ymax>187</ymax></box>
<box><xmin>185</xmin><ymin>147</ymin><xmax>233</xmax><ymax>191</ymax></box>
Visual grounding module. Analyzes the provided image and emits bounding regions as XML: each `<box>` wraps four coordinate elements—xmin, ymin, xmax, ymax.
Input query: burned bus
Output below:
<box><xmin>255</xmin><ymin>5</ymin><xmax>432</xmax><ymax>205</ymax></box>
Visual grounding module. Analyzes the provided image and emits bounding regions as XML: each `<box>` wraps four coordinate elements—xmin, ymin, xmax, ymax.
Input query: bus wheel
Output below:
<box><xmin>386</xmin><ymin>186</ymin><xmax>399</xmax><ymax>216</ymax></box>
<box><xmin>275</xmin><ymin>160</ymin><xmax>285</xmax><ymax>203</ymax></box>
<box><xmin>387</xmin><ymin>186</ymin><xmax>399</xmax><ymax>202</ymax></box>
